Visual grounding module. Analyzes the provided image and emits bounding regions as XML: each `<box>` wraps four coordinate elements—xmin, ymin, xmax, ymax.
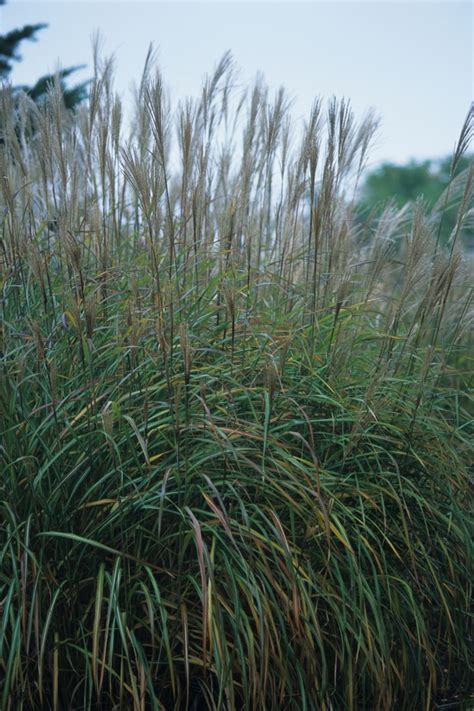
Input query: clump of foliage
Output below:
<box><xmin>0</xmin><ymin>49</ymin><xmax>472</xmax><ymax>710</ymax></box>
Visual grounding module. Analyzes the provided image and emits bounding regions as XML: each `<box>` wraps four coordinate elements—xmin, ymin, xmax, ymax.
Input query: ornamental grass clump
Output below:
<box><xmin>0</xmin><ymin>49</ymin><xmax>473</xmax><ymax>710</ymax></box>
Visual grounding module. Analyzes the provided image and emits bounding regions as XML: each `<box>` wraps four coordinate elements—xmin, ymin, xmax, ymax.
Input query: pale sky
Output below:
<box><xmin>1</xmin><ymin>1</ymin><xmax>472</xmax><ymax>166</ymax></box>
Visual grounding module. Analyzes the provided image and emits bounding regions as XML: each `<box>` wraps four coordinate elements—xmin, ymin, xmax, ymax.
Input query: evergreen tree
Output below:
<box><xmin>0</xmin><ymin>2</ymin><xmax>89</xmax><ymax>109</ymax></box>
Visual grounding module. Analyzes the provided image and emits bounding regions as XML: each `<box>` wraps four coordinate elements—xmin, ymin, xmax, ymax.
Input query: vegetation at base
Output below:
<box><xmin>0</xmin><ymin>49</ymin><xmax>473</xmax><ymax>710</ymax></box>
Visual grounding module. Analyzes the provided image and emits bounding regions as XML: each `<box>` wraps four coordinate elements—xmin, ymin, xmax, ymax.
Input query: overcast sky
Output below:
<box><xmin>1</xmin><ymin>1</ymin><xmax>472</xmax><ymax>167</ymax></box>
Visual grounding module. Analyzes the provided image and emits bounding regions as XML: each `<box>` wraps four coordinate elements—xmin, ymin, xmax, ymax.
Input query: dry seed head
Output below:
<box><xmin>65</xmin><ymin>231</ymin><xmax>82</xmax><ymax>272</ymax></box>
<box><xmin>451</xmin><ymin>102</ymin><xmax>473</xmax><ymax>176</ymax></box>
<box><xmin>126</xmin><ymin>301</ymin><xmax>142</xmax><ymax>348</ymax></box>
<box><xmin>31</xmin><ymin>322</ymin><xmax>46</xmax><ymax>361</ymax></box>
<box><xmin>68</xmin><ymin>300</ymin><xmax>82</xmax><ymax>336</ymax></box>
<box><xmin>263</xmin><ymin>356</ymin><xmax>279</xmax><ymax>400</ymax></box>
<box><xmin>101</xmin><ymin>401</ymin><xmax>115</xmax><ymax>436</ymax></box>
<box><xmin>179</xmin><ymin>322</ymin><xmax>194</xmax><ymax>383</ymax></box>
<box><xmin>222</xmin><ymin>280</ymin><xmax>236</xmax><ymax>318</ymax></box>
<box><xmin>84</xmin><ymin>297</ymin><xmax>96</xmax><ymax>339</ymax></box>
<box><xmin>155</xmin><ymin>313</ymin><xmax>169</xmax><ymax>356</ymax></box>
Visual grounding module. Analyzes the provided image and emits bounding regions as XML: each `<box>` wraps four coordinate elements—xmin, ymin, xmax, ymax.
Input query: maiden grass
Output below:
<box><xmin>0</xmin><ymin>52</ymin><xmax>473</xmax><ymax>709</ymax></box>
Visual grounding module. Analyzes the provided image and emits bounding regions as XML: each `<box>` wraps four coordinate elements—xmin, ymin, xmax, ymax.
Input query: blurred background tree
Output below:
<box><xmin>359</xmin><ymin>155</ymin><xmax>473</xmax><ymax>249</ymax></box>
<box><xmin>361</xmin><ymin>156</ymin><xmax>469</xmax><ymax>207</ymax></box>
<box><xmin>0</xmin><ymin>0</ymin><xmax>89</xmax><ymax>109</ymax></box>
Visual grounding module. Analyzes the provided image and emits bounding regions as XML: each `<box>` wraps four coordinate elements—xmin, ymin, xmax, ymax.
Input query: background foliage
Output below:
<box><xmin>0</xmin><ymin>0</ymin><xmax>88</xmax><ymax>109</ymax></box>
